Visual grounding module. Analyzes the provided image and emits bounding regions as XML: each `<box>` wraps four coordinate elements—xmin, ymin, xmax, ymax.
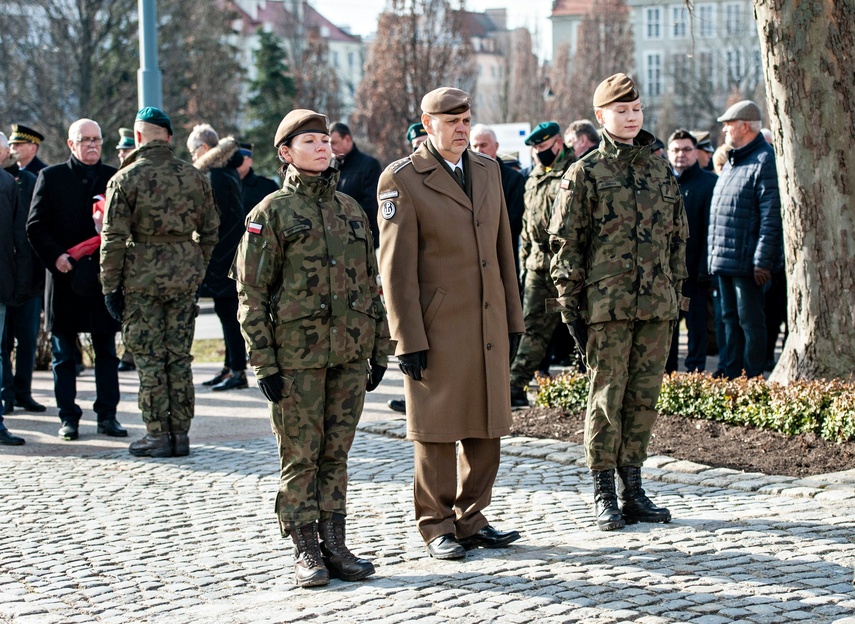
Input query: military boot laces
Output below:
<box><xmin>319</xmin><ymin>513</ymin><xmax>375</xmax><ymax>582</ymax></box>
<box><xmin>592</xmin><ymin>469</ymin><xmax>626</xmax><ymax>531</ymax></box>
<box><xmin>617</xmin><ymin>466</ymin><xmax>671</xmax><ymax>524</ymax></box>
<box><xmin>289</xmin><ymin>522</ymin><xmax>330</xmax><ymax>587</ymax></box>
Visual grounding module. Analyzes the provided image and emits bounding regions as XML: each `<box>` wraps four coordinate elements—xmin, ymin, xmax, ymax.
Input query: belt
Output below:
<box><xmin>133</xmin><ymin>233</ymin><xmax>192</xmax><ymax>243</ymax></box>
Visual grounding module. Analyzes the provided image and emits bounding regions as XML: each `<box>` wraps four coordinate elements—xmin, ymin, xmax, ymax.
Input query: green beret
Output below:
<box><xmin>593</xmin><ymin>73</ymin><xmax>640</xmax><ymax>108</ymax></box>
<box><xmin>135</xmin><ymin>107</ymin><xmax>173</xmax><ymax>135</ymax></box>
<box><xmin>525</xmin><ymin>121</ymin><xmax>561</xmax><ymax>147</ymax></box>
<box><xmin>274</xmin><ymin>109</ymin><xmax>329</xmax><ymax>148</ymax></box>
<box><xmin>406</xmin><ymin>123</ymin><xmax>426</xmax><ymax>142</ymax></box>
<box><xmin>115</xmin><ymin>127</ymin><xmax>135</xmax><ymax>150</ymax></box>
<box><xmin>420</xmin><ymin>87</ymin><xmax>470</xmax><ymax>115</ymax></box>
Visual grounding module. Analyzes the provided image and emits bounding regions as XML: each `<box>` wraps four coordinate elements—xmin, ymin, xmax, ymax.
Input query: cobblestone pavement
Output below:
<box><xmin>1</xmin><ymin>365</ymin><xmax>854</xmax><ymax>623</ymax></box>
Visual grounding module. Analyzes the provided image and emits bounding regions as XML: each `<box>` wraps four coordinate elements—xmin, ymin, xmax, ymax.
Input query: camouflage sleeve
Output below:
<box><xmin>197</xmin><ymin>178</ymin><xmax>220</xmax><ymax>267</ymax></box>
<box><xmin>518</xmin><ymin>186</ymin><xmax>532</xmax><ymax>270</ymax></box>
<box><xmin>365</xmin><ymin>232</ymin><xmax>392</xmax><ymax>366</ymax></box>
<box><xmin>231</xmin><ymin>210</ymin><xmax>283</xmax><ymax>380</ymax></box>
<box><xmin>547</xmin><ymin>164</ymin><xmax>591</xmax><ymax>323</ymax></box>
<box><xmin>670</xmin><ymin>180</ymin><xmax>690</xmax><ymax>311</ymax></box>
<box><xmin>100</xmin><ymin>177</ymin><xmax>131</xmax><ymax>294</ymax></box>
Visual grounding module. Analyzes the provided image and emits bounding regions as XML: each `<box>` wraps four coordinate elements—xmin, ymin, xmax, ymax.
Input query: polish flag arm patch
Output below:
<box><xmin>247</xmin><ymin>222</ymin><xmax>263</xmax><ymax>234</ymax></box>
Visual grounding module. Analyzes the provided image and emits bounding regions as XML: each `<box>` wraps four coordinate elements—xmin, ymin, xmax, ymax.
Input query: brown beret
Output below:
<box><xmin>420</xmin><ymin>87</ymin><xmax>471</xmax><ymax>115</ymax></box>
<box><xmin>593</xmin><ymin>73</ymin><xmax>640</xmax><ymax>108</ymax></box>
<box><xmin>274</xmin><ymin>109</ymin><xmax>329</xmax><ymax>148</ymax></box>
<box><xmin>717</xmin><ymin>100</ymin><xmax>762</xmax><ymax>123</ymax></box>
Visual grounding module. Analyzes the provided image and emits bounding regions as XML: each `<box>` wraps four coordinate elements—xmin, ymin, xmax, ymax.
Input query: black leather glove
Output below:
<box><xmin>257</xmin><ymin>374</ymin><xmax>285</xmax><ymax>403</ymax></box>
<box><xmin>509</xmin><ymin>333</ymin><xmax>522</xmax><ymax>365</ymax></box>
<box><xmin>104</xmin><ymin>290</ymin><xmax>124</xmax><ymax>323</ymax></box>
<box><xmin>366</xmin><ymin>360</ymin><xmax>386</xmax><ymax>392</ymax></box>
<box><xmin>398</xmin><ymin>351</ymin><xmax>427</xmax><ymax>381</ymax></box>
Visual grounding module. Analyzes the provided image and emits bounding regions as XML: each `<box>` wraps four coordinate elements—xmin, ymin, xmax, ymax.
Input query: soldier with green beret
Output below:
<box><xmin>231</xmin><ymin>109</ymin><xmax>391</xmax><ymax>588</ymax></box>
<box><xmin>548</xmin><ymin>73</ymin><xmax>688</xmax><ymax>531</ymax></box>
<box><xmin>115</xmin><ymin>127</ymin><xmax>136</xmax><ymax>164</ymax></box>
<box><xmin>100</xmin><ymin>106</ymin><xmax>220</xmax><ymax>458</ymax></box>
<box><xmin>510</xmin><ymin>120</ymin><xmax>576</xmax><ymax>407</ymax></box>
<box><xmin>406</xmin><ymin>122</ymin><xmax>427</xmax><ymax>150</ymax></box>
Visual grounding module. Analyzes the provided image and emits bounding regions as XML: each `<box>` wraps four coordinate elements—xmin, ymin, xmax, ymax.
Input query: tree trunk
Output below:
<box><xmin>754</xmin><ymin>0</ymin><xmax>855</xmax><ymax>382</ymax></box>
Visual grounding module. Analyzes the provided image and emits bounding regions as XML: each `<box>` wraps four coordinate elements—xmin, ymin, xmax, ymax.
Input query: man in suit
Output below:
<box><xmin>377</xmin><ymin>87</ymin><xmax>525</xmax><ymax>560</ymax></box>
<box><xmin>27</xmin><ymin>119</ymin><xmax>125</xmax><ymax>441</ymax></box>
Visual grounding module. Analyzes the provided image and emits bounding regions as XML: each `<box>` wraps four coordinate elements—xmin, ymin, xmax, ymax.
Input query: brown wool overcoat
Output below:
<box><xmin>377</xmin><ymin>143</ymin><xmax>524</xmax><ymax>443</ymax></box>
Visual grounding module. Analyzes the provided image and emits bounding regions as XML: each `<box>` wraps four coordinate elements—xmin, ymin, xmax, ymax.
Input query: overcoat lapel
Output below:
<box><xmin>468</xmin><ymin>154</ymin><xmax>490</xmax><ymax>215</ymax></box>
<box><xmin>412</xmin><ymin>142</ymin><xmax>472</xmax><ymax>211</ymax></box>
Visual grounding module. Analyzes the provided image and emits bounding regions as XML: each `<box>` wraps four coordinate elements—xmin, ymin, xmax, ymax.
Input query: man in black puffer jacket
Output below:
<box><xmin>708</xmin><ymin>101</ymin><xmax>782</xmax><ymax>379</ymax></box>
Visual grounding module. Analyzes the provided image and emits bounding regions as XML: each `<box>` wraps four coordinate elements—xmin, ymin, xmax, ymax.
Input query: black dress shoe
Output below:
<box><xmin>387</xmin><ymin>399</ymin><xmax>406</xmax><ymax>413</ymax></box>
<box><xmin>202</xmin><ymin>367</ymin><xmax>230</xmax><ymax>386</ymax></box>
<box><xmin>458</xmin><ymin>525</ymin><xmax>521</xmax><ymax>550</ymax></box>
<box><xmin>117</xmin><ymin>360</ymin><xmax>136</xmax><ymax>372</ymax></box>
<box><xmin>97</xmin><ymin>419</ymin><xmax>128</xmax><ymax>437</ymax></box>
<box><xmin>15</xmin><ymin>397</ymin><xmax>47</xmax><ymax>412</ymax></box>
<box><xmin>2</xmin><ymin>401</ymin><xmax>12</xmax><ymax>415</ymax></box>
<box><xmin>211</xmin><ymin>371</ymin><xmax>248</xmax><ymax>391</ymax></box>
<box><xmin>0</xmin><ymin>428</ymin><xmax>25</xmax><ymax>446</ymax></box>
<box><xmin>59</xmin><ymin>422</ymin><xmax>79</xmax><ymax>441</ymax></box>
<box><xmin>427</xmin><ymin>534</ymin><xmax>466</xmax><ymax>560</ymax></box>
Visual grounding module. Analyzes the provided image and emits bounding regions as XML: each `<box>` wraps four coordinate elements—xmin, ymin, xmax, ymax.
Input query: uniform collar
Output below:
<box><xmin>283</xmin><ymin>164</ymin><xmax>339</xmax><ymax>200</ymax></box>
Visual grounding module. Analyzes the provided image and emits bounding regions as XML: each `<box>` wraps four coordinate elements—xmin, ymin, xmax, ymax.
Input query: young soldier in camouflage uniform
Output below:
<box><xmin>548</xmin><ymin>74</ymin><xmax>688</xmax><ymax>531</ymax></box>
<box><xmin>100</xmin><ymin>107</ymin><xmax>220</xmax><ymax>458</ymax></box>
<box><xmin>231</xmin><ymin>110</ymin><xmax>391</xmax><ymax>588</ymax></box>
<box><xmin>510</xmin><ymin>122</ymin><xmax>576</xmax><ymax>406</ymax></box>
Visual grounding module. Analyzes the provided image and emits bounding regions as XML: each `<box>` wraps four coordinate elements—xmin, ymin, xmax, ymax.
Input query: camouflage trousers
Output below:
<box><xmin>271</xmin><ymin>361</ymin><xmax>367</xmax><ymax>535</ymax></box>
<box><xmin>510</xmin><ymin>269</ymin><xmax>560</xmax><ymax>389</ymax></box>
<box><xmin>123</xmin><ymin>291</ymin><xmax>197</xmax><ymax>435</ymax></box>
<box><xmin>585</xmin><ymin>319</ymin><xmax>673</xmax><ymax>470</ymax></box>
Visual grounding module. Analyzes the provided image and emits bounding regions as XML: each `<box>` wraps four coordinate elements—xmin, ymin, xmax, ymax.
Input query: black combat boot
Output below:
<box><xmin>289</xmin><ymin>522</ymin><xmax>330</xmax><ymax>587</ymax></box>
<box><xmin>172</xmin><ymin>432</ymin><xmax>190</xmax><ymax>457</ymax></box>
<box><xmin>617</xmin><ymin>466</ymin><xmax>671</xmax><ymax>524</ymax></box>
<box><xmin>319</xmin><ymin>513</ymin><xmax>375</xmax><ymax>581</ymax></box>
<box><xmin>128</xmin><ymin>432</ymin><xmax>173</xmax><ymax>457</ymax></box>
<box><xmin>510</xmin><ymin>385</ymin><xmax>529</xmax><ymax>407</ymax></box>
<box><xmin>592</xmin><ymin>469</ymin><xmax>625</xmax><ymax>531</ymax></box>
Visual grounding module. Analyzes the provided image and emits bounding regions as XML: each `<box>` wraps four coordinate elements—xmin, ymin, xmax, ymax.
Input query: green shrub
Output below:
<box><xmin>535</xmin><ymin>371</ymin><xmax>855</xmax><ymax>442</ymax></box>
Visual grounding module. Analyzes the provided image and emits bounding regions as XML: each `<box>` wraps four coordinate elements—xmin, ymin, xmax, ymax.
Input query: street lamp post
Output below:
<box><xmin>138</xmin><ymin>0</ymin><xmax>162</xmax><ymax>109</ymax></box>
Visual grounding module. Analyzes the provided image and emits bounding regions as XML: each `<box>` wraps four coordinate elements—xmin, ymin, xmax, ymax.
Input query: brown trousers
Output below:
<box><xmin>413</xmin><ymin>437</ymin><xmax>500</xmax><ymax>543</ymax></box>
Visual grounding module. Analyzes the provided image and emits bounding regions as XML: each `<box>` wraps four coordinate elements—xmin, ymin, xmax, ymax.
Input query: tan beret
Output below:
<box><xmin>420</xmin><ymin>87</ymin><xmax>471</xmax><ymax>115</ymax></box>
<box><xmin>274</xmin><ymin>109</ymin><xmax>329</xmax><ymax>148</ymax></box>
<box><xmin>593</xmin><ymin>73</ymin><xmax>640</xmax><ymax>108</ymax></box>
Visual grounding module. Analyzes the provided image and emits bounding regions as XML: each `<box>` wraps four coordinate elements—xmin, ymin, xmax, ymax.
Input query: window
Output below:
<box><xmin>672</xmin><ymin>5</ymin><xmax>688</xmax><ymax>39</ymax></box>
<box><xmin>752</xmin><ymin>48</ymin><xmax>763</xmax><ymax>88</ymax></box>
<box><xmin>672</xmin><ymin>53</ymin><xmax>690</xmax><ymax>88</ymax></box>
<box><xmin>698</xmin><ymin>51</ymin><xmax>714</xmax><ymax>90</ymax></box>
<box><xmin>697</xmin><ymin>3</ymin><xmax>715</xmax><ymax>38</ymax></box>
<box><xmin>645</xmin><ymin>7</ymin><xmax>662</xmax><ymax>40</ymax></box>
<box><xmin>725</xmin><ymin>2</ymin><xmax>743</xmax><ymax>37</ymax></box>
<box><xmin>347</xmin><ymin>51</ymin><xmax>354</xmax><ymax>68</ymax></box>
<box><xmin>727</xmin><ymin>48</ymin><xmax>744</xmax><ymax>86</ymax></box>
<box><xmin>332</xmin><ymin>51</ymin><xmax>339</xmax><ymax>68</ymax></box>
<box><xmin>646</xmin><ymin>52</ymin><xmax>662</xmax><ymax>96</ymax></box>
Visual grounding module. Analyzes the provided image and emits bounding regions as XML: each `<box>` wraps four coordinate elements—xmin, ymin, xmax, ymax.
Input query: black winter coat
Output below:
<box><xmin>499</xmin><ymin>159</ymin><xmax>525</xmax><ymax>276</ymax></box>
<box><xmin>336</xmin><ymin>146</ymin><xmax>381</xmax><ymax>248</ymax></box>
<box><xmin>0</xmin><ymin>170</ymin><xmax>21</xmax><ymax>305</ymax></box>
<box><xmin>241</xmin><ymin>168</ymin><xmax>279</xmax><ymax>216</ymax></box>
<box><xmin>4</xmin><ymin>165</ymin><xmax>42</xmax><ymax>303</ymax></box>
<box><xmin>26</xmin><ymin>156</ymin><xmax>120</xmax><ymax>333</ymax></box>
<box><xmin>675</xmin><ymin>161</ymin><xmax>717</xmax><ymax>285</ymax></box>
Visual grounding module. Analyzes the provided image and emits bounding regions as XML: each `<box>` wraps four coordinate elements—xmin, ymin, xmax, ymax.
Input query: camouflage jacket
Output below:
<box><xmin>230</xmin><ymin>165</ymin><xmax>391</xmax><ymax>378</ymax></box>
<box><xmin>547</xmin><ymin>130</ymin><xmax>688</xmax><ymax>324</ymax></box>
<box><xmin>100</xmin><ymin>140</ymin><xmax>220</xmax><ymax>295</ymax></box>
<box><xmin>520</xmin><ymin>146</ymin><xmax>576</xmax><ymax>272</ymax></box>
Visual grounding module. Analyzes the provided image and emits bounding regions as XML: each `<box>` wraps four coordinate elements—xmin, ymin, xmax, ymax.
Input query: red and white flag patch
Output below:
<box><xmin>247</xmin><ymin>222</ymin><xmax>263</xmax><ymax>235</ymax></box>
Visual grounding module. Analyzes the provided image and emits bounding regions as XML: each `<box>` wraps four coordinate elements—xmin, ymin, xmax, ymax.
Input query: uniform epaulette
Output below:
<box><xmin>391</xmin><ymin>158</ymin><xmax>413</xmax><ymax>174</ymax></box>
<box><xmin>471</xmin><ymin>150</ymin><xmax>493</xmax><ymax>160</ymax></box>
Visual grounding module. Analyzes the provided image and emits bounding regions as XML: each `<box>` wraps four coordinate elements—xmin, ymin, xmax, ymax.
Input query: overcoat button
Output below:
<box><xmin>486</xmin><ymin>343</ymin><xmax>492</xmax><ymax>350</ymax></box>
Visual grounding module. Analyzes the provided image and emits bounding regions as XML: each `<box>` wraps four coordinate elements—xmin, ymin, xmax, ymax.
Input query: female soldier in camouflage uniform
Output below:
<box><xmin>548</xmin><ymin>74</ymin><xmax>688</xmax><ymax>531</ymax></box>
<box><xmin>231</xmin><ymin>110</ymin><xmax>391</xmax><ymax>587</ymax></box>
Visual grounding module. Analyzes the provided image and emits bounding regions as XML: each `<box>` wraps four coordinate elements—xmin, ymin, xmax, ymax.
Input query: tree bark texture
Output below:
<box><xmin>755</xmin><ymin>0</ymin><xmax>855</xmax><ymax>382</ymax></box>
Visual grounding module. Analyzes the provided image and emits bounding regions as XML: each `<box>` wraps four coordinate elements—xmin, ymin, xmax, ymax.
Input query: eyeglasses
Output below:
<box><xmin>73</xmin><ymin>137</ymin><xmax>103</xmax><ymax>146</ymax></box>
<box><xmin>668</xmin><ymin>147</ymin><xmax>695</xmax><ymax>153</ymax></box>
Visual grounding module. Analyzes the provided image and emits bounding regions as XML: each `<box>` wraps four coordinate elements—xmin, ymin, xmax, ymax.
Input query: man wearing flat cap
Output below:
<box><xmin>235</xmin><ymin>142</ymin><xmax>278</xmax><ymax>215</ymax></box>
<box><xmin>548</xmin><ymin>73</ymin><xmax>688</xmax><ymax>531</ymax></box>
<box><xmin>377</xmin><ymin>86</ymin><xmax>524</xmax><ymax>560</ymax></box>
<box><xmin>100</xmin><ymin>107</ymin><xmax>219</xmax><ymax>457</ymax></box>
<box><xmin>510</xmin><ymin>121</ymin><xmax>576</xmax><ymax>407</ymax></box>
<box><xmin>708</xmin><ymin>100</ymin><xmax>782</xmax><ymax>380</ymax></box>
<box><xmin>9</xmin><ymin>124</ymin><xmax>48</xmax><ymax>174</ymax></box>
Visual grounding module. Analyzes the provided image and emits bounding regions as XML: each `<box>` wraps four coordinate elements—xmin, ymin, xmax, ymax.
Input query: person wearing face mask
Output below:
<box><xmin>548</xmin><ymin>73</ymin><xmax>688</xmax><ymax>532</ymax></box>
<box><xmin>230</xmin><ymin>109</ymin><xmax>391</xmax><ymax>588</ymax></box>
<box><xmin>509</xmin><ymin>122</ymin><xmax>576</xmax><ymax>407</ymax></box>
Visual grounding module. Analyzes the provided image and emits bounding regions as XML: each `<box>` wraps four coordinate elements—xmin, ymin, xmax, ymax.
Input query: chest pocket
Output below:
<box><xmin>660</xmin><ymin>184</ymin><xmax>678</xmax><ymax>203</ymax></box>
<box><xmin>348</xmin><ymin>218</ymin><xmax>368</xmax><ymax>242</ymax></box>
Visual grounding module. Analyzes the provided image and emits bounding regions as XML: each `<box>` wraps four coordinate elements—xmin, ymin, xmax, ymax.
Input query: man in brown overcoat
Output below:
<box><xmin>377</xmin><ymin>87</ymin><xmax>525</xmax><ymax>560</ymax></box>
